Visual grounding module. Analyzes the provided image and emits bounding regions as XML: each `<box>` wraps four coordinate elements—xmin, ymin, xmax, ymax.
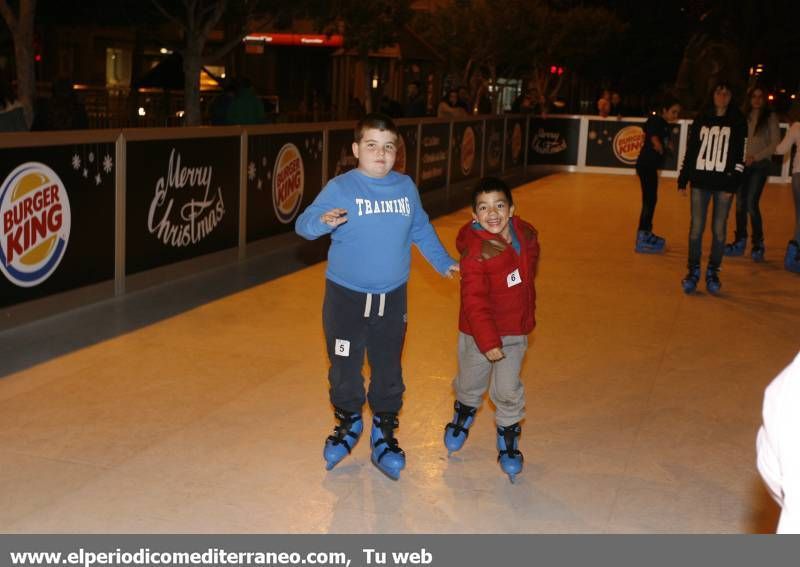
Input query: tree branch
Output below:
<box><xmin>0</xmin><ymin>0</ymin><xmax>18</xmax><ymax>33</ymax></box>
<box><xmin>150</xmin><ymin>0</ymin><xmax>187</xmax><ymax>33</ymax></box>
<box><xmin>199</xmin><ymin>0</ymin><xmax>226</xmax><ymax>41</ymax></box>
<box><xmin>204</xmin><ymin>14</ymin><xmax>274</xmax><ymax>63</ymax></box>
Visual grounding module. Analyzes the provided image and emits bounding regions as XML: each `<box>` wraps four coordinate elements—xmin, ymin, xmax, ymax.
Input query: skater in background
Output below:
<box><xmin>724</xmin><ymin>86</ymin><xmax>780</xmax><ymax>261</ymax></box>
<box><xmin>438</xmin><ymin>89</ymin><xmax>467</xmax><ymax>119</ymax></box>
<box><xmin>757</xmin><ymin>350</ymin><xmax>800</xmax><ymax>533</ymax></box>
<box><xmin>443</xmin><ymin>177</ymin><xmax>539</xmax><ymax>482</ymax></box>
<box><xmin>295</xmin><ymin>113</ymin><xmax>458</xmax><ymax>480</ymax></box>
<box><xmin>774</xmin><ymin>102</ymin><xmax>800</xmax><ymax>273</ymax></box>
<box><xmin>677</xmin><ymin>81</ymin><xmax>747</xmax><ymax>294</ymax></box>
<box><xmin>634</xmin><ymin>94</ymin><xmax>681</xmax><ymax>253</ymax></box>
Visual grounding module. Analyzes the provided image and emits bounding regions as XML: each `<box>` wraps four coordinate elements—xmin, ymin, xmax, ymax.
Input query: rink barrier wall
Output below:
<box><xmin>0</xmin><ymin>115</ymin><xmax>794</xmax><ymax>329</ymax></box>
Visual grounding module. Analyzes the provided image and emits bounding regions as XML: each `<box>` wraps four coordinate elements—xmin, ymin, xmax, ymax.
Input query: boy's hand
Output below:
<box><xmin>484</xmin><ymin>347</ymin><xmax>505</xmax><ymax>362</ymax></box>
<box><xmin>445</xmin><ymin>264</ymin><xmax>460</xmax><ymax>278</ymax></box>
<box><xmin>321</xmin><ymin>208</ymin><xmax>348</xmax><ymax>227</ymax></box>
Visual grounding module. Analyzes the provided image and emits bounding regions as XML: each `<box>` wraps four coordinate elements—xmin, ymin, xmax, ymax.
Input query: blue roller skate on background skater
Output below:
<box><xmin>497</xmin><ymin>423</ymin><xmax>524</xmax><ymax>483</ymax></box>
<box><xmin>751</xmin><ymin>242</ymin><xmax>765</xmax><ymax>262</ymax></box>
<box><xmin>705</xmin><ymin>266</ymin><xmax>722</xmax><ymax>294</ymax></box>
<box><xmin>681</xmin><ymin>265</ymin><xmax>700</xmax><ymax>294</ymax></box>
<box><xmin>785</xmin><ymin>240</ymin><xmax>800</xmax><ymax>273</ymax></box>
<box><xmin>724</xmin><ymin>238</ymin><xmax>746</xmax><ymax>257</ymax></box>
<box><xmin>635</xmin><ymin>231</ymin><xmax>666</xmax><ymax>254</ymax></box>
<box><xmin>443</xmin><ymin>401</ymin><xmax>477</xmax><ymax>455</ymax></box>
<box><xmin>370</xmin><ymin>413</ymin><xmax>405</xmax><ymax>480</ymax></box>
<box><xmin>323</xmin><ymin>408</ymin><xmax>363</xmax><ymax>471</ymax></box>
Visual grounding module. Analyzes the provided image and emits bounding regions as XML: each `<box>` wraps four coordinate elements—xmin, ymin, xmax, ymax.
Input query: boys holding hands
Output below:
<box><xmin>444</xmin><ymin>177</ymin><xmax>540</xmax><ymax>482</ymax></box>
<box><xmin>295</xmin><ymin>113</ymin><xmax>458</xmax><ymax>480</ymax></box>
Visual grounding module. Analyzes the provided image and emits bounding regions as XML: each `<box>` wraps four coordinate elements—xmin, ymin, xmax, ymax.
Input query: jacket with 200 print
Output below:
<box><xmin>678</xmin><ymin>110</ymin><xmax>748</xmax><ymax>192</ymax></box>
<box><xmin>457</xmin><ymin>216</ymin><xmax>540</xmax><ymax>354</ymax></box>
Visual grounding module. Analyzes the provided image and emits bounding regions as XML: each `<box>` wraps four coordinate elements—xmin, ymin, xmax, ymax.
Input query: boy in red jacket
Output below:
<box><xmin>443</xmin><ymin>177</ymin><xmax>540</xmax><ymax>482</ymax></box>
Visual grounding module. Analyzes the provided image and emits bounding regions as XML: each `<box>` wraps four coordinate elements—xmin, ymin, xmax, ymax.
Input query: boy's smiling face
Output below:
<box><xmin>473</xmin><ymin>190</ymin><xmax>515</xmax><ymax>240</ymax></box>
<box><xmin>353</xmin><ymin>128</ymin><xmax>398</xmax><ymax>178</ymax></box>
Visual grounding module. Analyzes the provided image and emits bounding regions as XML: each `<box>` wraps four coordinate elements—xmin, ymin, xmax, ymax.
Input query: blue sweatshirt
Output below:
<box><xmin>295</xmin><ymin>169</ymin><xmax>456</xmax><ymax>293</ymax></box>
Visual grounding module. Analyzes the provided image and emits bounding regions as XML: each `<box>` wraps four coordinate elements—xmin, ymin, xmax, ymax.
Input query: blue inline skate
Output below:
<box><xmin>705</xmin><ymin>266</ymin><xmax>722</xmax><ymax>295</ymax></box>
<box><xmin>635</xmin><ymin>231</ymin><xmax>666</xmax><ymax>254</ymax></box>
<box><xmin>497</xmin><ymin>423</ymin><xmax>523</xmax><ymax>483</ymax></box>
<box><xmin>681</xmin><ymin>265</ymin><xmax>700</xmax><ymax>294</ymax></box>
<box><xmin>724</xmin><ymin>238</ymin><xmax>746</xmax><ymax>257</ymax></box>
<box><xmin>785</xmin><ymin>241</ymin><xmax>800</xmax><ymax>273</ymax></box>
<box><xmin>323</xmin><ymin>407</ymin><xmax>363</xmax><ymax>471</ymax></box>
<box><xmin>370</xmin><ymin>413</ymin><xmax>405</xmax><ymax>480</ymax></box>
<box><xmin>751</xmin><ymin>241</ymin><xmax>765</xmax><ymax>262</ymax></box>
<box><xmin>444</xmin><ymin>401</ymin><xmax>477</xmax><ymax>455</ymax></box>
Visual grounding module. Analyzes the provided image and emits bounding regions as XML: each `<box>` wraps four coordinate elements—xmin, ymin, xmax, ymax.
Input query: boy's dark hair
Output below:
<box><xmin>354</xmin><ymin>112</ymin><xmax>398</xmax><ymax>142</ymax></box>
<box><xmin>472</xmin><ymin>177</ymin><xmax>513</xmax><ymax>211</ymax></box>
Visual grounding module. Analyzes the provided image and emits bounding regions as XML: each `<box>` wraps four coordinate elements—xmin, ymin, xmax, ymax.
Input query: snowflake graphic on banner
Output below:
<box><xmin>248</xmin><ymin>162</ymin><xmax>256</xmax><ymax>181</ymax></box>
<box><xmin>70</xmin><ymin>144</ymin><xmax>114</xmax><ymax>188</ymax></box>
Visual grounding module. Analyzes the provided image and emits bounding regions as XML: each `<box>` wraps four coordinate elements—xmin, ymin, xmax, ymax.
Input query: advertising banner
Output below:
<box><xmin>418</xmin><ymin>123</ymin><xmax>450</xmax><ymax>193</ymax></box>
<box><xmin>527</xmin><ymin>117</ymin><xmax>581</xmax><ymax>166</ymax></box>
<box><xmin>126</xmin><ymin>137</ymin><xmax>239</xmax><ymax>275</ymax></box>
<box><xmin>449</xmin><ymin>121</ymin><xmax>482</xmax><ymax>184</ymax></box>
<box><xmin>504</xmin><ymin>116</ymin><xmax>527</xmax><ymax>169</ymax></box>
<box><xmin>327</xmin><ymin>128</ymin><xmax>358</xmax><ymax>181</ymax></box>
<box><xmin>585</xmin><ymin>119</ymin><xmax>646</xmax><ymax>168</ymax></box>
<box><xmin>247</xmin><ymin>131</ymin><xmax>324</xmax><ymax>242</ymax></box>
<box><xmin>395</xmin><ymin>124</ymin><xmax>419</xmax><ymax>184</ymax></box>
<box><xmin>0</xmin><ymin>143</ymin><xmax>115</xmax><ymax>308</ymax></box>
<box><xmin>483</xmin><ymin>119</ymin><xmax>504</xmax><ymax>176</ymax></box>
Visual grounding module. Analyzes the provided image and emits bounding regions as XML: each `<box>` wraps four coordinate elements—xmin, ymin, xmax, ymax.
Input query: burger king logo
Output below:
<box><xmin>511</xmin><ymin>123</ymin><xmax>523</xmax><ymax>163</ymax></box>
<box><xmin>0</xmin><ymin>163</ymin><xmax>70</xmax><ymax>287</ymax></box>
<box><xmin>613</xmin><ymin>126</ymin><xmax>645</xmax><ymax>165</ymax></box>
<box><xmin>272</xmin><ymin>143</ymin><xmax>304</xmax><ymax>224</ymax></box>
<box><xmin>460</xmin><ymin>126</ymin><xmax>476</xmax><ymax>175</ymax></box>
<box><xmin>394</xmin><ymin>134</ymin><xmax>407</xmax><ymax>174</ymax></box>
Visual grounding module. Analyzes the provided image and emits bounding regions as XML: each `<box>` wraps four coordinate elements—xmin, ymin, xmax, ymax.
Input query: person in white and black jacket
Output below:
<box><xmin>677</xmin><ymin>81</ymin><xmax>748</xmax><ymax>294</ymax></box>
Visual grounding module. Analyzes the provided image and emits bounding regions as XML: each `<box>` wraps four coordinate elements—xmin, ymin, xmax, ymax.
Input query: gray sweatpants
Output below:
<box><xmin>453</xmin><ymin>332</ymin><xmax>527</xmax><ymax>427</ymax></box>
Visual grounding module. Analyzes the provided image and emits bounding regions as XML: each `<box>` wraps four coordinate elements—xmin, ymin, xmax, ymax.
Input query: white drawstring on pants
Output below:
<box><xmin>364</xmin><ymin>293</ymin><xmax>387</xmax><ymax>317</ymax></box>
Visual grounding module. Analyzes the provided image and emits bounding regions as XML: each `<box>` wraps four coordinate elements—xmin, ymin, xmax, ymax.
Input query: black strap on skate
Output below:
<box><xmin>497</xmin><ymin>424</ymin><xmax>523</xmax><ymax>461</ymax></box>
<box><xmin>327</xmin><ymin>409</ymin><xmax>361</xmax><ymax>454</ymax></box>
<box><xmin>373</xmin><ymin>414</ymin><xmax>405</xmax><ymax>464</ymax></box>
<box><xmin>444</xmin><ymin>401</ymin><xmax>477</xmax><ymax>439</ymax></box>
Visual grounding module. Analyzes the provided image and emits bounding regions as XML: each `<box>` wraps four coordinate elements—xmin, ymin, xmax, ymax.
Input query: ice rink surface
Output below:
<box><xmin>1</xmin><ymin>172</ymin><xmax>797</xmax><ymax>533</ymax></box>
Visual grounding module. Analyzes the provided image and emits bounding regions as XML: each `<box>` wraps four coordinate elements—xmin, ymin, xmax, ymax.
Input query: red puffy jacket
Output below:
<box><xmin>457</xmin><ymin>216</ymin><xmax>539</xmax><ymax>353</ymax></box>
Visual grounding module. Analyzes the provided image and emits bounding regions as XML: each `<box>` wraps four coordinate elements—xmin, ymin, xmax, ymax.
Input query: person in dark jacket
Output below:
<box><xmin>402</xmin><ymin>81</ymin><xmax>426</xmax><ymax>117</ymax></box>
<box><xmin>677</xmin><ymin>81</ymin><xmax>747</xmax><ymax>294</ymax></box>
<box><xmin>634</xmin><ymin>95</ymin><xmax>681</xmax><ymax>253</ymax></box>
<box><xmin>443</xmin><ymin>177</ymin><xmax>540</xmax><ymax>482</ymax></box>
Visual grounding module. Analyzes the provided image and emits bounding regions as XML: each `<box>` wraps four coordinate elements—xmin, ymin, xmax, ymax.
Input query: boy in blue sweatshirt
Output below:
<box><xmin>295</xmin><ymin>113</ymin><xmax>458</xmax><ymax>479</ymax></box>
